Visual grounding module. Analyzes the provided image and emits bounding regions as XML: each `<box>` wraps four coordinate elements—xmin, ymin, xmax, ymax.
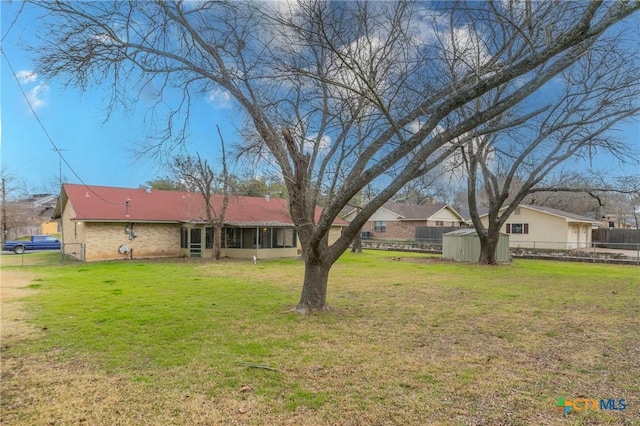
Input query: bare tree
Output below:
<box><xmin>613</xmin><ymin>176</ymin><xmax>640</xmax><ymax>228</ymax></box>
<box><xmin>28</xmin><ymin>1</ymin><xmax>640</xmax><ymax>311</ymax></box>
<box><xmin>527</xmin><ymin>174</ymin><xmax>640</xmax><ymax>227</ymax></box>
<box><xmin>1</xmin><ymin>168</ymin><xmax>38</xmax><ymax>240</ymax></box>
<box><xmin>170</xmin><ymin>127</ymin><xmax>229</xmax><ymax>260</ymax></box>
<box><xmin>461</xmin><ymin>34</ymin><xmax>640</xmax><ymax>263</ymax></box>
<box><xmin>392</xmin><ymin>163</ymin><xmax>464</xmax><ymax>206</ymax></box>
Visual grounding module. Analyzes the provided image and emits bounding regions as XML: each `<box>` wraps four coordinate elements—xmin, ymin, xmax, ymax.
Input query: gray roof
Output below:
<box><xmin>443</xmin><ymin>229</ymin><xmax>479</xmax><ymax>236</ymax></box>
<box><xmin>521</xmin><ymin>205</ymin><xmax>599</xmax><ymax>223</ymax></box>
<box><xmin>443</xmin><ymin>228</ymin><xmax>508</xmax><ymax>237</ymax></box>
<box><xmin>477</xmin><ymin>204</ymin><xmax>599</xmax><ymax>224</ymax></box>
<box><xmin>382</xmin><ymin>202</ymin><xmax>464</xmax><ymax>221</ymax></box>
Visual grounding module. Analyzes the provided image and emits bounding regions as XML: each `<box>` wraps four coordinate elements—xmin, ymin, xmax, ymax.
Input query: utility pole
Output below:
<box><xmin>51</xmin><ymin>147</ymin><xmax>67</xmax><ymax>262</ymax></box>
<box><xmin>1</xmin><ymin>177</ymin><xmax>7</xmax><ymax>243</ymax></box>
<box><xmin>52</xmin><ymin>147</ymin><xmax>68</xmax><ymax>187</ymax></box>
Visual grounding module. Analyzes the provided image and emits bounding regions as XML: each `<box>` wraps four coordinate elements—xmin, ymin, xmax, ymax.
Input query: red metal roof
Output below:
<box><xmin>57</xmin><ymin>183</ymin><xmax>346</xmax><ymax>226</ymax></box>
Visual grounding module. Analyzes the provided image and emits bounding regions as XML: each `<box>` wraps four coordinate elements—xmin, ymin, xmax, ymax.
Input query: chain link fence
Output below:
<box><xmin>1</xmin><ymin>243</ymin><xmax>85</xmax><ymax>267</ymax></box>
<box><xmin>361</xmin><ymin>238</ymin><xmax>640</xmax><ymax>265</ymax></box>
<box><xmin>509</xmin><ymin>241</ymin><xmax>640</xmax><ymax>265</ymax></box>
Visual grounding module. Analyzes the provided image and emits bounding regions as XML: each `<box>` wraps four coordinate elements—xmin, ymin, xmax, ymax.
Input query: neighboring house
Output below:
<box><xmin>53</xmin><ymin>183</ymin><xmax>346</xmax><ymax>262</ymax></box>
<box><xmin>3</xmin><ymin>193</ymin><xmax>60</xmax><ymax>239</ymax></box>
<box><xmin>344</xmin><ymin>201</ymin><xmax>465</xmax><ymax>240</ymax></box>
<box><xmin>598</xmin><ymin>212</ymin><xmax>637</xmax><ymax>229</ymax></box>
<box><xmin>478</xmin><ymin>205</ymin><xmax>600</xmax><ymax>250</ymax></box>
<box><xmin>41</xmin><ymin>220</ymin><xmax>60</xmax><ymax>235</ymax></box>
<box><xmin>33</xmin><ymin>194</ymin><xmax>61</xmax><ymax>235</ymax></box>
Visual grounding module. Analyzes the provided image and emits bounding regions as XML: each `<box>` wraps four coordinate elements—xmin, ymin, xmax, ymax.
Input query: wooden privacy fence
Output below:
<box><xmin>592</xmin><ymin>228</ymin><xmax>640</xmax><ymax>249</ymax></box>
<box><xmin>415</xmin><ymin>226</ymin><xmax>462</xmax><ymax>242</ymax></box>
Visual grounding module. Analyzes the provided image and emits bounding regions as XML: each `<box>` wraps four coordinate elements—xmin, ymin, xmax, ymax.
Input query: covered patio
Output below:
<box><xmin>179</xmin><ymin>223</ymin><xmax>298</xmax><ymax>259</ymax></box>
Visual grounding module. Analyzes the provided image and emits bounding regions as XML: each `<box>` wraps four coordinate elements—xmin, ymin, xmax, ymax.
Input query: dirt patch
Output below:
<box><xmin>389</xmin><ymin>256</ymin><xmax>451</xmax><ymax>264</ymax></box>
<box><xmin>1</xmin><ymin>355</ymin><xmax>285</xmax><ymax>426</ymax></box>
<box><xmin>0</xmin><ymin>270</ymin><xmax>41</xmax><ymax>343</ymax></box>
<box><xmin>1</xmin><ymin>270</ymin><xmax>35</xmax><ymax>299</ymax></box>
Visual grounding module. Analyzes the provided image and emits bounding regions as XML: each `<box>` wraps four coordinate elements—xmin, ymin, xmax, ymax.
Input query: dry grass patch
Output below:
<box><xmin>1</xmin><ymin>270</ymin><xmax>44</xmax><ymax>344</ymax></box>
<box><xmin>1</xmin><ymin>253</ymin><xmax>639</xmax><ymax>425</ymax></box>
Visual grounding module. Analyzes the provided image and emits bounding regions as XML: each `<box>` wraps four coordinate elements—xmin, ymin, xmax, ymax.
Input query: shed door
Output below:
<box><xmin>190</xmin><ymin>228</ymin><xmax>202</xmax><ymax>258</ymax></box>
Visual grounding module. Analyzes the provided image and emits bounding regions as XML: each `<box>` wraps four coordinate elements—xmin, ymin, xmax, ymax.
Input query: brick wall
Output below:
<box><xmin>84</xmin><ymin>222</ymin><xmax>181</xmax><ymax>261</ymax></box>
<box><xmin>362</xmin><ymin>220</ymin><xmax>426</xmax><ymax>240</ymax></box>
<box><xmin>363</xmin><ymin>220</ymin><xmax>460</xmax><ymax>240</ymax></box>
<box><xmin>425</xmin><ymin>220</ymin><xmax>461</xmax><ymax>227</ymax></box>
<box><xmin>60</xmin><ymin>200</ymin><xmax>87</xmax><ymax>253</ymax></box>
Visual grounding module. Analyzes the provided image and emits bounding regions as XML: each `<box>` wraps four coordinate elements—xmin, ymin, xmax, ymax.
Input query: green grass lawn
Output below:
<box><xmin>0</xmin><ymin>251</ymin><xmax>79</xmax><ymax>267</ymax></box>
<box><xmin>1</xmin><ymin>252</ymin><xmax>639</xmax><ymax>425</ymax></box>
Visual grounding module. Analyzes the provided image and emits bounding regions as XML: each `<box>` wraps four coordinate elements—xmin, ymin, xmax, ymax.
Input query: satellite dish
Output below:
<box><xmin>118</xmin><ymin>245</ymin><xmax>129</xmax><ymax>254</ymax></box>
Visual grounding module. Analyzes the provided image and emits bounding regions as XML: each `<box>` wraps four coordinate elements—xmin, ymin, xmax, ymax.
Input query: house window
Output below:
<box><xmin>273</xmin><ymin>228</ymin><xmax>296</xmax><ymax>248</ymax></box>
<box><xmin>506</xmin><ymin>223</ymin><xmax>529</xmax><ymax>234</ymax></box>
<box><xmin>436</xmin><ymin>220</ymin><xmax>444</xmax><ymax>226</ymax></box>
<box><xmin>224</xmin><ymin>227</ymin><xmax>296</xmax><ymax>249</ymax></box>
<box><xmin>180</xmin><ymin>227</ymin><xmax>188</xmax><ymax>248</ymax></box>
<box><xmin>374</xmin><ymin>221</ymin><xmax>386</xmax><ymax>232</ymax></box>
<box><xmin>252</xmin><ymin>228</ymin><xmax>262</xmax><ymax>248</ymax></box>
<box><xmin>225</xmin><ymin>228</ymin><xmax>242</xmax><ymax>248</ymax></box>
<box><xmin>205</xmin><ymin>227</ymin><xmax>214</xmax><ymax>249</ymax></box>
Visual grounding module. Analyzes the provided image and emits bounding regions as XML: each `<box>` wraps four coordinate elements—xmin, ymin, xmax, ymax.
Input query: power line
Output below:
<box><xmin>1</xmin><ymin>1</ymin><xmax>26</xmax><ymax>44</ymax></box>
<box><xmin>1</xmin><ymin>47</ymin><xmax>122</xmax><ymax>206</ymax></box>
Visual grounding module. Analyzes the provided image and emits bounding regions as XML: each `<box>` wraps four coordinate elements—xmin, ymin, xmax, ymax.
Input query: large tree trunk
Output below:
<box><xmin>295</xmin><ymin>256</ymin><xmax>331</xmax><ymax>313</ymax></box>
<box><xmin>477</xmin><ymin>230</ymin><xmax>500</xmax><ymax>265</ymax></box>
<box><xmin>351</xmin><ymin>233</ymin><xmax>362</xmax><ymax>253</ymax></box>
<box><xmin>213</xmin><ymin>224</ymin><xmax>223</xmax><ymax>260</ymax></box>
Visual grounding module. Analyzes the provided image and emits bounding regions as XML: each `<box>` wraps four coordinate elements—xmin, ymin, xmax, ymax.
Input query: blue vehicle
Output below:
<box><xmin>2</xmin><ymin>235</ymin><xmax>61</xmax><ymax>254</ymax></box>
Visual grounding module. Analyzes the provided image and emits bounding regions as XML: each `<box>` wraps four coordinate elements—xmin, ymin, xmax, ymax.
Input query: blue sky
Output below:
<box><xmin>1</xmin><ymin>2</ymin><xmax>240</xmax><ymax>195</ymax></box>
<box><xmin>1</xmin><ymin>2</ymin><xmax>639</xmax><ymax>197</ymax></box>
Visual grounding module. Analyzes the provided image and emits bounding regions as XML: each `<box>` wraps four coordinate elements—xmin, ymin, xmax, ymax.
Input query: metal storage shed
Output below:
<box><xmin>442</xmin><ymin>229</ymin><xmax>510</xmax><ymax>262</ymax></box>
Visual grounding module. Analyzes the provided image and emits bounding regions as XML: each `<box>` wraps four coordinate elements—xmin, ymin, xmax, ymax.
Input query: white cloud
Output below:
<box><xmin>325</xmin><ymin>35</ymin><xmax>390</xmax><ymax>103</ymax></box>
<box><xmin>412</xmin><ymin>9</ymin><xmax>448</xmax><ymax>46</ymax></box>
<box><xmin>444</xmin><ymin>26</ymin><xmax>490</xmax><ymax>76</ymax></box>
<box><xmin>263</xmin><ymin>0</ymin><xmax>300</xmax><ymax>15</ymax></box>
<box><xmin>406</xmin><ymin>119</ymin><xmax>429</xmax><ymax>135</ymax></box>
<box><xmin>206</xmin><ymin>88</ymin><xmax>232</xmax><ymax>107</ymax></box>
<box><xmin>94</xmin><ymin>33</ymin><xmax>118</xmax><ymax>46</ymax></box>
<box><xmin>411</xmin><ymin>8</ymin><xmax>492</xmax><ymax>78</ymax></box>
<box><xmin>304</xmin><ymin>134</ymin><xmax>332</xmax><ymax>153</ymax></box>
<box><xmin>16</xmin><ymin>70</ymin><xmax>38</xmax><ymax>84</ymax></box>
<box><xmin>15</xmin><ymin>70</ymin><xmax>49</xmax><ymax>110</ymax></box>
<box><xmin>27</xmin><ymin>84</ymin><xmax>49</xmax><ymax>110</ymax></box>
<box><xmin>405</xmin><ymin>121</ymin><xmax>446</xmax><ymax>139</ymax></box>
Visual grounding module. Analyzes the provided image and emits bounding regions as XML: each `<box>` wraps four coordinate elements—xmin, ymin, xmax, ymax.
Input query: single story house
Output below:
<box><xmin>478</xmin><ymin>205</ymin><xmax>600</xmax><ymax>250</ymax></box>
<box><xmin>344</xmin><ymin>201</ymin><xmax>465</xmax><ymax>240</ymax></box>
<box><xmin>598</xmin><ymin>212</ymin><xmax>637</xmax><ymax>229</ymax></box>
<box><xmin>53</xmin><ymin>183</ymin><xmax>346</xmax><ymax>262</ymax></box>
<box><xmin>3</xmin><ymin>193</ymin><xmax>60</xmax><ymax>239</ymax></box>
